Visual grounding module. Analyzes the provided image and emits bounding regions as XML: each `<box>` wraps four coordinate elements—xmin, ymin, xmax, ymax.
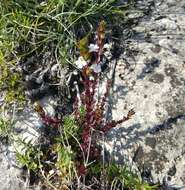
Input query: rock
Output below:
<box><xmin>0</xmin><ymin>96</ymin><xmax>57</xmax><ymax>189</ymax></box>
<box><xmin>0</xmin><ymin>144</ymin><xmax>26</xmax><ymax>190</ymax></box>
<box><xmin>104</xmin><ymin>0</ymin><xmax>185</xmax><ymax>188</ymax></box>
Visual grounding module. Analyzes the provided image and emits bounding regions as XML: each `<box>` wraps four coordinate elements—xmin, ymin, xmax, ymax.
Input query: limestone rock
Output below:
<box><xmin>105</xmin><ymin>0</ymin><xmax>185</xmax><ymax>188</ymax></box>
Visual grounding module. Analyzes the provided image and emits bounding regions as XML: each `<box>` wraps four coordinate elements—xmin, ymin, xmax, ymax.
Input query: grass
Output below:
<box><xmin>0</xmin><ymin>0</ymin><xmax>131</xmax><ymax>105</ymax></box>
<box><xmin>0</xmin><ymin>54</ymin><xmax>25</xmax><ymax>104</ymax></box>
<box><xmin>0</xmin><ymin>105</ymin><xmax>17</xmax><ymax>141</ymax></box>
<box><xmin>0</xmin><ymin>0</ymin><xmax>130</xmax><ymax>64</ymax></box>
<box><xmin>0</xmin><ymin>117</ymin><xmax>12</xmax><ymax>139</ymax></box>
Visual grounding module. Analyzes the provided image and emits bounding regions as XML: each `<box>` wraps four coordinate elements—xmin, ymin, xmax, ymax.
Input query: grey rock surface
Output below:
<box><xmin>0</xmin><ymin>144</ymin><xmax>26</xmax><ymax>190</ymax></box>
<box><xmin>0</xmin><ymin>96</ymin><xmax>56</xmax><ymax>190</ymax></box>
<box><xmin>105</xmin><ymin>0</ymin><xmax>185</xmax><ymax>188</ymax></box>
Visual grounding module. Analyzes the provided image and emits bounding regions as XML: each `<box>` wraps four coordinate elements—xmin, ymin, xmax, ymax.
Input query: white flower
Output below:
<box><xmin>88</xmin><ymin>44</ymin><xmax>99</xmax><ymax>52</ymax></box>
<box><xmin>73</xmin><ymin>70</ymin><xmax>78</xmax><ymax>75</ymax></box>
<box><xmin>90</xmin><ymin>64</ymin><xmax>101</xmax><ymax>73</ymax></box>
<box><xmin>75</xmin><ymin>56</ymin><xmax>87</xmax><ymax>69</ymax></box>
<box><xmin>51</xmin><ymin>64</ymin><xmax>60</xmax><ymax>76</ymax></box>
<box><xmin>36</xmin><ymin>76</ymin><xmax>43</xmax><ymax>84</ymax></box>
<box><xmin>103</xmin><ymin>43</ymin><xmax>111</xmax><ymax>49</ymax></box>
<box><xmin>48</xmin><ymin>169</ymin><xmax>55</xmax><ymax>176</ymax></box>
<box><xmin>89</xmin><ymin>76</ymin><xmax>95</xmax><ymax>81</ymax></box>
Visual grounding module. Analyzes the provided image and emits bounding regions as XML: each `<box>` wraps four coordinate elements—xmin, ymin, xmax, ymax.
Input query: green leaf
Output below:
<box><xmin>77</xmin><ymin>35</ymin><xmax>91</xmax><ymax>60</ymax></box>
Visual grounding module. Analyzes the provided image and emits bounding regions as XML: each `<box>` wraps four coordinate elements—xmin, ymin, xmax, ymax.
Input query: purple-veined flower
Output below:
<box><xmin>75</xmin><ymin>56</ymin><xmax>87</xmax><ymax>69</ymax></box>
<box><xmin>90</xmin><ymin>63</ymin><xmax>101</xmax><ymax>73</ymax></box>
<box><xmin>88</xmin><ymin>44</ymin><xmax>99</xmax><ymax>52</ymax></box>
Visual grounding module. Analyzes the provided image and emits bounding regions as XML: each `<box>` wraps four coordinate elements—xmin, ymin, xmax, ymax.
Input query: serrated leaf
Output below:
<box><xmin>76</xmin><ymin>35</ymin><xmax>91</xmax><ymax>60</ymax></box>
